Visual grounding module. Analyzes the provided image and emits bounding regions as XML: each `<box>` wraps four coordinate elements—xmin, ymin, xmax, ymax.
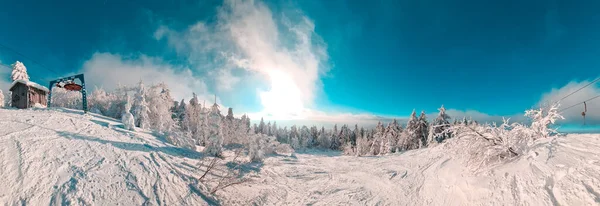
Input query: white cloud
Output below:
<box><xmin>0</xmin><ymin>59</ymin><xmax>12</xmax><ymax>93</ymax></box>
<box><xmin>80</xmin><ymin>53</ymin><xmax>214</xmax><ymax>102</ymax></box>
<box><xmin>537</xmin><ymin>78</ymin><xmax>600</xmax><ymax>125</ymax></box>
<box><xmin>155</xmin><ymin>0</ymin><xmax>328</xmax><ymax>118</ymax></box>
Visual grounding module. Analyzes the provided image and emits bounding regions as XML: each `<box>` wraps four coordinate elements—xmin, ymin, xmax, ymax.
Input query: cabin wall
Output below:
<box><xmin>11</xmin><ymin>84</ymin><xmax>28</xmax><ymax>109</ymax></box>
<box><xmin>28</xmin><ymin>88</ymin><xmax>47</xmax><ymax>107</ymax></box>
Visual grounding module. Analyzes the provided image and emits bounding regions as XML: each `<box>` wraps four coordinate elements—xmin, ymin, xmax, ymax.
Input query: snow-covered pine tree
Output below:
<box><xmin>401</xmin><ymin>110</ymin><xmax>419</xmax><ymax>151</ymax></box>
<box><xmin>300</xmin><ymin>125</ymin><xmax>312</xmax><ymax>148</ymax></box>
<box><xmin>131</xmin><ymin>81</ymin><xmax>150</xmax><ymax>129</ymax></box>
<box><xmin>330</xmin><ymin>124</ymin><xmax>341</xmax><ymax>150</ymax></box>
<box><xmin>383</xmin><ymin>120</ymin><xmax>400</xmax><ymax>153</ymax></box>
<box><xmin>266</xmin><ymin>122</ymin><xmax>272</xmax><ymax>136</ymax></box>
<box><xmin>252</xmin><ymin>123</ymin><xmax>258</xmax><ymax>134</ymax></box>
<box><xmin>10</xmin><ymin>61</ymin><xmax>29</xmax><ymax>81</ymax></box>
<box><xmin>121</xmin><ymin>95</ymin><xmax>135</xmax><ymax>131</ymax></box>
<box><xmin>175</xmin><ymin>99</ymin><xmax>186</xmax><ymax>125</ymax></box>
<box><xmin>149</xmin><ymin>83</ymin><xmax>176</xmax><ymax>133</ymax></box>
<box><xmin>370</xmin><ymin>122</ymin><xmax>385</xmax><ymax>155</ymax></box>
<box><xmin>272</xmin><ymin>121</ymin><xmax>279</xmax><ymax>137</ymax></box>
<box><xmin>205</xmin><ymin>101</ymin><xmax>224</xmax><ymax>157</ymax></box>
<box><xmin>222</xmin><ymin>107</ymin><xmax>235</xmax><ymax>145</ymax></box>
<box><xmin>431</xmin><ymin>105</ymin><xmax>452</xmax><ymax>143</ymax></box>
<box><xmin>183</xmin><ymin>93</ymin><xmax>201</xmax><ymax>144</ymax></box>
<box><xmin>317</xmin><ymin>126</ymin><xmax>330</xmax><ymax>149</ymax></box>
<box><xmin>258</xmin><ymin>118</ymin><xmax>266</xmax><ymax>134</ymax></box>
<box><xmin>289</xmin><ymin>125</ymin><xmax>300</xmax><ymax>149</ymax></box>
<box><xmin>0</xmin><ymin>89</ymin><xmax>4</xmax><ymax>107</ymax></box>
<box><xmin>416</xmin><ymin>111</ymin><xmax>429</xmax><ymax>148</ymax></box>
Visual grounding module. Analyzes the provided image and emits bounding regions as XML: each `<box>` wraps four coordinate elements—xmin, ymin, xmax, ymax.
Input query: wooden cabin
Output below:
<box><xmin>9</xmin><ymin>80</ymin><xmax>49</xmax><ymax>109</ymax></box>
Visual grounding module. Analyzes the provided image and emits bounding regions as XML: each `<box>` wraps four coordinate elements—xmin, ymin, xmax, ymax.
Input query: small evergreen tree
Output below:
<box><xmin>416</xmin><ymin>111</ymin><xmax>429</xmax><ymax>148</ymax></box>
<box><xmin>431</xmin><ymin>105</ymin><xmax>452</xmax><ymax>143</ymax></box>
<box><xmin>131</xmin><ymin>81</ymin><xmax>150</xmax><ymax>129</ymax></box>
<box><xmin>11</xmin><ymin>61</ymin><xmax>29</xmax><ymax>81</ymax></box>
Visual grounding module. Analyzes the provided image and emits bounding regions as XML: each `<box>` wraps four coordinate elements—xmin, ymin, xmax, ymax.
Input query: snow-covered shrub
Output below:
<box><xmin>247</xmin><ymin>134</ymin><xmax>294</xmax><ymax>162</ymax></box>
<box><xmin>161</xmin><ymin>130</ymin><xmax>196</xmax><ymax>150</ymax></box>
<box><xmin>121</xmin><ymin>96</ymin><xmax>135</xmax><ymax>131</ymax></box>
<box><xmin>448</xmin><ymin>104</ymin><xmax>564</xmax><ymax>172</ymax></box>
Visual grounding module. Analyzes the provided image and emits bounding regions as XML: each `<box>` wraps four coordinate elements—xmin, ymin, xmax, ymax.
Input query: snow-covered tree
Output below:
<box><xmin>416</xmin><ymin>111</ymin><xmax>429</xmax><ymax>148</ymax></box>
<box><xmin>147</xmin><ymin>83</ymin><xmax>176</xmax><ymax>132</ymax></box>
<box><xmin>289</xmin><ymin>125</ymin><xmax>300</xmax><ymax>149</ymax></box>
<box><xmin>131</xmin><ymin>81</ymin><xmax>150</xmax><ymax>129</ymax></box>
<box><xmin>0</xmin><ymin>89</ymin><xmax>4</xmax><ymax>108</ymax></box>
<box><xmin>121</xmin><ymin>95</ymin><xmax>135</xmax><ymax>131</ymax></box>
<box><xmin>400</xmin><ymin>110</ymin><xmax>419</xmax><ymax>151</ymax></box>
<box><xmin>317</xmin><ymin>126</ymin><xmax>330</xmax><ymax>149</ymax></box>
<box><xmin>204</xmin><ymin>102</ymin><xmax>224</xmax><ymax>156</ymax></box>
<box><xmin>258</xmin><ymin>118</ymin><xmax>266</xmax><ymax>134</ymax></box>
<box><xmin>369</xmin><ymin>122</ymin><xmax>385</xmax><ymax>155</ymax></box>
<box><xmin>430</xmin><ymin>105</ymin><xmax>452</xmax><ymax>143</ymax></box>
<box><xmin>330</xmin><ymin>124</ymin><xmax>341</xmax><ymax>150</ymax></box>
<box><xmin>382</xmin><ymin>120</ymin><xmax>400</xmax><ymax>153</ymax></box>
<box><xmin>50</xmin><ymin>87</ymin><xmax>82</xmax><ymax>109</ymax></box>
<box><xmin>11</xmin><ymin>61</ymin><xmax>29</xmax><ymax>81</ymax></box>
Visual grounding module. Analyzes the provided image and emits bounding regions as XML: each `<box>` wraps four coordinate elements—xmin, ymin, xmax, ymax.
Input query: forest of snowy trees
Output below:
<box><xmin>2</xmin><ymin>60</ymin><xmax>564</xmax><ymax>165</ymax></box>
<box><xmin>47</xmin><ymin>78</ymin><xmax>465</xmax><ymax>158</ymax></box>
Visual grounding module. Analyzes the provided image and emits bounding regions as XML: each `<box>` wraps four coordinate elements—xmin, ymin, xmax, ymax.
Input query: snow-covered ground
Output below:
<box><xmin>1</xmin><ymin>108</ymin><xmax>600</xmax><ymax>205</ymax></box>
<box><xmin>0</xmin><ymin>108</ymin><xmax>220</xmax><ymax>205</ymax></box>
<box><xmin>221</xmin><ymin>137</ymin><xmax>600</xmax><ymax>205</ymax></box>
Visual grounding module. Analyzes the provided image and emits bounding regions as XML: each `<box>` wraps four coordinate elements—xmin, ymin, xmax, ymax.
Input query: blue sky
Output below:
<box><xmin>0</xmin><ymin>0</ymin><xmax>599</xmax><ymax>126</ymax></box>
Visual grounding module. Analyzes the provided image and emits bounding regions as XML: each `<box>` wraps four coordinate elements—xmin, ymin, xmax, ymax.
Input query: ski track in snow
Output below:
<box><xmin>0</xmin><ymin>108</ymin><xmax>217</xmax><ymax>205</ymax></box>
<box><xmin>2</xmin><ymin>108</ymin><xmax>600</xmax><ymax>205</ymax></box>
<box><xmin>220</xmin><ymin>136</ymin><xmax>600</xmax><ymax>205</ymax></box>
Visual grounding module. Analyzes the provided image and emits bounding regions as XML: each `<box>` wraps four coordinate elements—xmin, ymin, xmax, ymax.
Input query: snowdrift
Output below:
<box><xmin>0</xmin><ymin>108</ymin><xmax>218</xmax><ymax>205</ymax></box>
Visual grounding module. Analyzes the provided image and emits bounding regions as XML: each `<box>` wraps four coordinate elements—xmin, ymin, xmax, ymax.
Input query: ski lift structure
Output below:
<box><xmin>582</xmin><ymin>101</ymin><xmax>587</xmax><ymax>125</ymax></box>
<box><xmin>48</xmin><ymin>73</ymin><xmax>88</xmax><ymax>113</ymax></box>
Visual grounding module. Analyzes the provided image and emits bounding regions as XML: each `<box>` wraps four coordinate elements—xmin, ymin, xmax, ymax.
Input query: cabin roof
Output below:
<box><xmin>9</xmin><ymin>80</ymin><xmax>49</xmax><ymax>93</ymax></box>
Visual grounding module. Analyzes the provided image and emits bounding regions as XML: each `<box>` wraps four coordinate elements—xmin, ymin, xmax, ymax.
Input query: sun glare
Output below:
<box><xmin>259</xmin><ymin>70</ymin><xmax>304</xmax><ymax>119</ymax></box>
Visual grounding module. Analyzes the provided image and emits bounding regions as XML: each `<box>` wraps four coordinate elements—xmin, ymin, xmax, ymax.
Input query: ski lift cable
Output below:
<box><xmin>559</xmin><ymin>94</ymin><xmax>600</xmax><ymax>113</ymax></box>
<box><xmin>0</xmin><ymin>43</ymin><xmax>62</xmax><ymax>76</ymax></box>
<box><xmin>554</xmin><ymin>77</ymin><xmax>600</xmax><ymax>104</ymax></box>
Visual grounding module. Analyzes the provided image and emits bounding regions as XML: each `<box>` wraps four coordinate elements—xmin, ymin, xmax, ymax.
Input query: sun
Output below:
<box><xmin>259</xmin><ymin>70</ymin><xmax>304</xmax><ymax>119</ymax></box>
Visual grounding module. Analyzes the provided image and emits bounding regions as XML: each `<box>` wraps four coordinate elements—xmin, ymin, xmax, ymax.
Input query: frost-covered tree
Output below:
<box><xmin>289</xmin><ymin>125</ymin><xmax>300</xmax><ymax>149</ymax></box>
<box><xmin>0</xmin><ymin>89</ymin><xmax>4</xmax><ymax>107</ymax></box>
<box><xmin>416</xmin><ymin>111</ymin><xmax>429</xmax><ymax>148</ymax></box>
<box><xmin>11</xmin><ymin>61</ymin><xmax>29</xmax><ymax>81</ymax></box>
<box><xmin>205</xmin><ymin>102</ymin><xmax>224</xmax><ymax>156</ymax></box>
<box><xmin>258</xmin><ymin>118</ymin><xmax>266</xmax><ymax>134</ymax></box>
<box><xmin>50</xmin><ymin>87</ymin><xmax>82</xmax><ymax>109</ymax></box>
<box><xmin>174</xmin><ymin>99</ymin><xmax>186</xmax><ymax>124</ymax></box>
<box><xmin>131</xmin><ymin>81</ymin><xmax>150</xmax><ymax>129</ymax></box>
<box><xmin>183</xmin><ymin>93</ymin><xmax>203</xmax><ymax>144</ymax></box>
<box><xmin>430</xmin><ymin>105</ymin><xmax>452</xmax><ymax>143</ymax></box>
<box><xmin>330</xmin><ymin>124</ymin><xmax>341</xmax><ymax>150</ymax></box>
<box><xmin>399</xmin><ymin>110</ymin><xmax>419</xmax><ymax>151</ymax></box>
<box><xmin>121</xmin><ymin>95</ymin><xmax>135</xmax><ymax>131</ymax></box>
<box><xmin>300</xmin><ymin>126</ymin><xmax>313</xmax><ymax>148</ymax></box>
<box><xmin>369</xmin><ymin>122</ymin><xmax>385</xmax><ymax>155</ymax></box>
<box><xmin>147</xmin><ymin>83</ymin><xmax>175</xmax><ymax>132</ymax></box>
<box><xmin>317</xmin><ymin>126</ymin><xmax>330</xmax><ymax>149</ymax></box>
<box><xmin>382</xmin><ymin>120</ymin><xmax>400</xmax><ymax>153</ymax></box>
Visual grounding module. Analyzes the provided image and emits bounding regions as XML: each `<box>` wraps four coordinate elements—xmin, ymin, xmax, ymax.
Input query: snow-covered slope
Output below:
<box><xmin>2</xmin><ymin>108</ymin><xmax>600</xmax><ymax>205</ymax></box>
<box><xmin>0</xmin><ymin>108</ymin><xmax>217</xmax><ymax>205</ymax></box>
<box><xmin>220</xmin><ymin>135</ymin><xmax>600</xmax><ymax>205</ymax></box>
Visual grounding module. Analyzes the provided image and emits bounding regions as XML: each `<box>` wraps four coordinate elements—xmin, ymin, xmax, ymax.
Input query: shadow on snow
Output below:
<box><xmin>57</xmin><ymin>131</ymin><xmax>203</xmax><ymax>159</ymax></box>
